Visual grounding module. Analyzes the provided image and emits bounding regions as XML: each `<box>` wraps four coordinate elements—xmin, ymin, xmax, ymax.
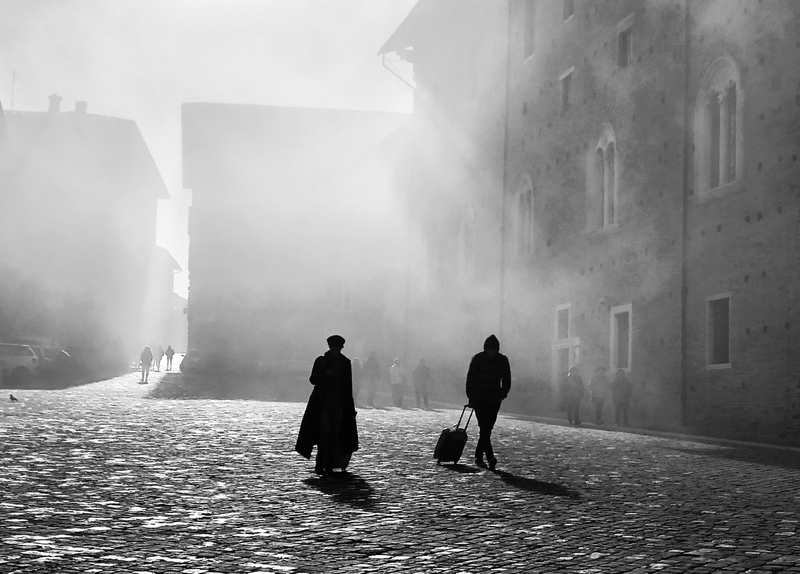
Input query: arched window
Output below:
<box><xmin>588</xmin><ymin>124</ymin><xmax>617</xmax><ymax>230</ymax></box>
<box><xmin>515</xmin><ymin>178</ymin><xmax>534</xmax><ymax>259</ymax></box>
<box><xmin>694</xmin><ymin>56</ymin><xmax>743</xmax><ymax>194</ymax></box>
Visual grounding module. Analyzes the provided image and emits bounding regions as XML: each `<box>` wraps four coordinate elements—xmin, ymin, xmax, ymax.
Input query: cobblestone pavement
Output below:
<box><xmin>2</xmin><ymin>371</ymin><xmax>800</xmax><ymax>574</ymax></box>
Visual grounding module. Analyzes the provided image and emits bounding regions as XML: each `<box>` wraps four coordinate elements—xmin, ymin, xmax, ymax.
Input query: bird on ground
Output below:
<box><xmin>9</xmin><ymin>394</ymin><xmax>19</xmax><ymax>402</ymax></box>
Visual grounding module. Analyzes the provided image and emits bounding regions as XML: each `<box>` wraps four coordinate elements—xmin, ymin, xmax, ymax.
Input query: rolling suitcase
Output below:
<box><xmin>434</xmin><ymin>404</ymin><xmax>474</xmax><ymax>464</ymax></box>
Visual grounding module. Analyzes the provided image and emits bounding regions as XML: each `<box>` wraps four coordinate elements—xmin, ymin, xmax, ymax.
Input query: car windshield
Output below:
<box><xmin>0</xmin><ymin>344</ymin><xmax>36</xmax><ymax>357</ymax></box>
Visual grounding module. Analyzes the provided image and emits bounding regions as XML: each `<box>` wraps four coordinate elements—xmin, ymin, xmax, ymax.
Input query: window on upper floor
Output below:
<box><xmin>560</xmin><ymin>68</ymin><xmax>573</xmax><ymax>113</ymax></box>
<box><xmin>588</xmin><ymin>124</ymin><xmax>618</xmax><ymax>230</ymax></box>
<box><xmin>563</xmin><ymin>0</ymin><xmax>574</xmax><ymax>21</ymax></box>
<box><xmin>694</xmin><ymin>56</ymin><xmax>743</xmax><ymax>196</ymax></box>
<box><xmin>515</xmin><ymin>183</ymin><xmax>533</xmax><ymax>259</ymax></box>
<box><xmin>523</xmin><ymin>0</ymin><xmax>536</xmax><ymax>58</ymax></box>
<box><xmin>617</xmin><ymin>13</ymin><xmax>635</xmax><ymax>69</ymax></box>
<box><xmin>618</xmin><ymin>26</ymin><xmax>632</xmax><ymax>67</ymax></box>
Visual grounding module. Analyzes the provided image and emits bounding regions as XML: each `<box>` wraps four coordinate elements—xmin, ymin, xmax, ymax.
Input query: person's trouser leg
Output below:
<box><xmin>473</xmin><ymin>403</ymin><xmax>500</xmax><ymax>460</ymax></box>
<box><xmin>622</xmin><ymin>403</ymin><xmax>630</xmax><ymax>426</ymax></box>
<box><xmin>422</xmin><ymin>384</ymin><xmax>429</xmax><ymax>408</ymax></box>
<box><xmin>414</xmin><ymin>383</ymin><xmax>421</xmax><ymax>407</ymax></box>
<box><xmin>368</xmin><ymin>378</ymin><xmax>375</xmax><ymax>406</ymax></box>
<box><xmin>595</xmin><ymin>400</ymin><xmax>604</xmax><ymax>424</ymax></box>
<box><xmin>392</xmin><ymin>384</ymin><xmax>403</xmax><ymax>407</ymax></box>
<box><xmin>615</xmin><ymin>403</ymin><xmax>622</xmax><ymax>425</ymax></box>
<box><xmin>565</xmin><ymin>397</ymin><xmax>575</xmax><ymax>424</ymax></box>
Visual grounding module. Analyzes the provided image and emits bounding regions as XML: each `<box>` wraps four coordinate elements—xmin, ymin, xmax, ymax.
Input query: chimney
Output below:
<box><xmin>75</xmin><ymin>101</ymin><xmax>87</xmax><ymax>115</ymax></box>
<box><xmin>48</xmin><ymin>94</ymin><xmax>62</xmax><ymax>114</ymax></box>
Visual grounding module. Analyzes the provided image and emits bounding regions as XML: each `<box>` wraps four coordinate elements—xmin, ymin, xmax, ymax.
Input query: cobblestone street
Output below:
<box><xmin>2</xmin><ymin>371</ymin><xmax>800</xmax><ymax>573</ymax></box>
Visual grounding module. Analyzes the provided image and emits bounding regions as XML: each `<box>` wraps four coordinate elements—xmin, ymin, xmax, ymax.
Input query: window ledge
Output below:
<box><xmin>694</xmin><ymin>178</ymin><xmax>745</xmax><ymax>203</ymax></box>
<box><xmin>706</xmin><ymin>362</ymin><xmax>732</xmax><ymax>370</ymax></box>
<box><xmin>582</xmin><ymin>223</ymin><xmax>620</xmax><ymax>238</ymax></box>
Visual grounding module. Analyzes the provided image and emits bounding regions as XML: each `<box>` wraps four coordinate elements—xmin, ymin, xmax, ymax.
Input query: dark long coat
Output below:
<box><xmin>295</xmin><ymin>351</ymin><xmax>359</xmax><ymax>459</ymax></box>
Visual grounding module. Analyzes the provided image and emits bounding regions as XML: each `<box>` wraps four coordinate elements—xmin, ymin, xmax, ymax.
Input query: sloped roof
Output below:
<box><xmin>1</xmin><ymin>110</ymin><xmax>168</xmax><ymax>199</ymax></box>
<box><xmin>378</xmin><ymin>0</ymin><xmax>454</xmax><ymax>55</ymax></box>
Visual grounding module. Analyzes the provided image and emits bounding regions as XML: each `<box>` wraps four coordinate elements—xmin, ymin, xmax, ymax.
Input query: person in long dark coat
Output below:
<box><xmin>466</xmin><ymin>335</ymin><xmax>511</xmax><ymax>470</ymax></box>
<box><xmin>611</xmin><ymin>368</ymin><xmax>633</xmax><ymax>426</ymax></box>
<box><xmin>295</xmin><ymin>335</ymin><xmax>359</xmax><ymax>476</ymax></box>
<box><xmin>561</xmin><ymin>366</ymin><xmax>585</xmax><ymax>426</ymax></box>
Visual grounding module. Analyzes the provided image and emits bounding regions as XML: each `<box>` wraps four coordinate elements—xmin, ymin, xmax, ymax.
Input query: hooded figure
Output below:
<box><xmin>465</xmin><ymin>335</ymin><xmax>511</xmax><ymax>470</ymax></box>
<box><xmin>295</xmin><ymin>335</ymin><xmax>359</xmax><ymax>475</ymax></box>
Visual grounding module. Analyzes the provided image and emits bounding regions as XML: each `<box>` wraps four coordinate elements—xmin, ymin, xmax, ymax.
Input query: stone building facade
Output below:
<box><xmin>182</xmin><ymin>103</ymin><xmax>408</xmax><ymax>369</ymax></box>
<box><xmin>386</xmin><ymin>0</ymin><xmax>800</xmax><ymax>440</ymax></box>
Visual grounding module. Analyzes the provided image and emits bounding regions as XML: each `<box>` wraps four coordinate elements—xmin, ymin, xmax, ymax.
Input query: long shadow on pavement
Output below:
<box><xmin>303</xmin><ymin>473</ymin><xmax>378</xmax><ymax>510</ymax></box>
<box><xmin>657</xmin><ymin>444</ymin><xmax>800</xmax><ymax>471</ymax></box>
<box><xmin>491</xmin><ymin>470</ymin><xmax>581</xmax><ymax>499</ymax></box>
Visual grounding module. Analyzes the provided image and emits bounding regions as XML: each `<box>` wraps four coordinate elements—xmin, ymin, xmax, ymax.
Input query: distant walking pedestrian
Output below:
<box><xmin>389</xmin><ymin>358</ymin><xmax>407</xmax><ymax>407</ymax></box>
<box><xmin>589</xmin><ymin>366</ymin><xmax>609</xmax><ymax>425</ymax></box>
<box><xmin>363</xmin><ymin>351</ymin><xmax>381</xmax><ymax>407</ymax></box>
<box><xmin>295</xmin><ymin>335</ymin><xmax>359</xmax><ymax>476</ymax></box>
<box><xmin>466</xmin><ymin>335</ymin><xmax>511</xmax><ymax>470</ymax></box>
<box><xmin>412</xmin><ymin>359</ymin><xmax>431</xmax><ymax>408</ymax></box>
<box><xmin>154</xmin><ymin>346</ymin><xmax>164</xmax><ymax>372</ymax></box>
<box><xmin>352</xmin><ymin>357</ymin><xmax>362</xmax><ymax>406</ymax></box>
<box><xmin>165</xmin><ymin>346</ymin><xmax>175</xmax><ymax>370</ymax></box>
<box><xmin>560</xmin><ymin>367</ymin><xmax>585</xmax><ymax>426</ymax></box>
<box><xmin>140</xmin><ymin>346</ymin><xmax>153</xmax><ymax>383</ymax></box>
<box><xmin>611</xmin><ymin>369</ymin><xmax>633</xmax><ymax>426</ymax></box>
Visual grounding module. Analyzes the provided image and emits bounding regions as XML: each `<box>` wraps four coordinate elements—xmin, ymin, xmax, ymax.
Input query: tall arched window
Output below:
<box><xmin>515</xmin><ymin>178</ymin><xmax>534</xmax><ymax>259</ymax></box>
<box><xmin>694</xmin><ymin>55</ymin><xmax>743</xmax><ymax>194</ymax></box>
<box><xmin>588</xmin><ymin>124</ymin><xmax>617</xmax><ymax>230</ymax></box>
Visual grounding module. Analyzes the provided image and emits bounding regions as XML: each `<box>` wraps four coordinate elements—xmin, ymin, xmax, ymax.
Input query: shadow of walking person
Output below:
<box><xmin>491</xmin><ymin>470</ymin><xmax>581</xmax><ymax>500</ymax></box>
<box><xmin>303</xmin><ymin>473</ymin><xmax>378</xmax><ymax>510</ymax></box>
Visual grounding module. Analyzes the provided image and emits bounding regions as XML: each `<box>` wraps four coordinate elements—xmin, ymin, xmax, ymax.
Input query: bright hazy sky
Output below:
<box><xmin>0</xmin><ymin>0</ymin><xmax>416</xmax><ymax>297</ymax></box>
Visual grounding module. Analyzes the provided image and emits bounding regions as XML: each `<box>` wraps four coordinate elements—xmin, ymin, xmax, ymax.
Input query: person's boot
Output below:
<box><xmin>488</xmin><ymin>456</ymin><xmax>497</xmax><ymax>471</ymax></box>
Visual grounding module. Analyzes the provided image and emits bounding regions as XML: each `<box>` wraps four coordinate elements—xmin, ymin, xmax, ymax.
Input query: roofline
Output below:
<box><xmin>378</xmin><ymin>1</ymin><xmax>424</xmax><ymax>55</ymax></box>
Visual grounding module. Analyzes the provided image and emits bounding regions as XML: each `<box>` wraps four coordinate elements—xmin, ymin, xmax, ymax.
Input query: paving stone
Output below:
<box><xmin>1</xmin><ymin>371</ymin><xmax>800</xmax><ymax>572</ymax></box>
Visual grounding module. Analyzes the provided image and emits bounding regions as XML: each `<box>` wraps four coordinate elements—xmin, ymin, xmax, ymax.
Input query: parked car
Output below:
<box><xmin>180</xmin><ymin>349</ymin><xmax>253</xmax><ymax>376</ymax></box>
<box><xmin>39</xmin><ymin>347</ymin><xmax>80</xmax><ymax>380</ymax></box>
<box><xmin>0</xmin><ymin>343</ymin><xmax>40</xmax><ymax>386</ymax></box>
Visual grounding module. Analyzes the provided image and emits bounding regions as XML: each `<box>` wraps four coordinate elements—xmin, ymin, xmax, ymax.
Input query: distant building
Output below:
<box><xmin>384</xmin><ymin>0</ymin><xmax>800</xmax><ymax>440</ymax></box>
<box><xmin>0</xmin><ymin>96</ymin><xmax>180</xmax><ymax>367</ymax></box>
<box><xmin>182</xmin><ymin>103</ymin><xmax>409</xmax><ymax>366</ymax></box>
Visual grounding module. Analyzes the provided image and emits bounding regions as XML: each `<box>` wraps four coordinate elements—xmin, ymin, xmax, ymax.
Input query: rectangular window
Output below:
<box><xmin>707</xmin><ymin>295</ymin><xmax>731</xmax><ymax>367</ymax></box>
<box><xmin>618</xmin><ymin>26</ymin><xmax>632</xmax><ymax>67</ymax></box>
<box><xmin>556</xmin><ymin>305</ymin><xmax>570</xmax><ymax>340</ymax></box>
<box><xmin>563</xmin><ymin>0</ymin><xmax>574</xmax><ymax>21</ymax></box>
<box><xmin>610</xmin><ymin>304</ymin><xmax>633</xmax><ymax>371</ymax></box>
<box><xmin>560</xmin><ymin>68</ymin><xmax>573</xmax><ymax>113</ymax></box>
<box><xmin>523</xmin><ymin>0</ymin><xmax>536</xmax><ymax>58</ymax></box>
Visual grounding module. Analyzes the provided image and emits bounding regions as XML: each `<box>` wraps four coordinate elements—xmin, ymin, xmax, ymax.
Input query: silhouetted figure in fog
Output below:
<box><xmin>466</xmin><ymin>335</ymin><xmax>511</xmax><ymax>470</ymax></box>
<box><xmin>589</xmin><ymin>366</ymin><xmax>608</xmax><ymax>425</ymax></box>
<box><xmin>560</xmin><ymin>367</ymin><xmax>584</xmax><ymax>426</ymax></box>
<box><xmin>351</xmin><ymin>357</ymin><xmax>362</xmax><ymax>406</ymax></box>
<box><xmin>140</xmin><ymin>346</ymin><xmax>153</xmax><ymax>383</ymax></box>
<box><xmin>412</xmin><ymin>359</ymin><xmax>431</xmax><ymax>408</ymax></box>
<box><xmin>154</xmin><ymin>346</ymin><xmax>164</xmax><ymax>372</ymax></box>
<box><xmin>389</xmin><ymin>358</ymin><xmax>407</xmax><ymax>407</ymax></box>
<box><xmin>295</xmin><ymin>335</ymin><xmax>358</xmax><ymax>476</ymax></box>
<box><xmin>165</xmin><ymin>346</ymin><xmax>175</xmax><ymax>370</ymax></box>
<box><xmin>363</xmin><ymin>351</ymin><xmax>381</xmax><ymax>407</ymax></box>
<box><xmin>611</xmin><ymin>369</ymin><xmax>633</xmax><ymax>426</ymax></box>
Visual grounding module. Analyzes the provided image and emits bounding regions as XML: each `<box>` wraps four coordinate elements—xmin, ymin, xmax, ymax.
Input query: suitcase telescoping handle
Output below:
<box><xmin>456</xmin><ymin>404</ymin><xmax>474</xmax><ymax>431</ymax></box>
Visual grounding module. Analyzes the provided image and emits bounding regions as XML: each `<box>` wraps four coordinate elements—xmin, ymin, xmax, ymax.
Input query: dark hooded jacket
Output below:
<box><xmin>466</xmin><ymin>335</ymin><xmax>511</xmax><ymax>405</ymax></box>
<box><xmin>295</xmin><ymin>350</ymin><xmax>359</xmax><ymax>459</ymax></box>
